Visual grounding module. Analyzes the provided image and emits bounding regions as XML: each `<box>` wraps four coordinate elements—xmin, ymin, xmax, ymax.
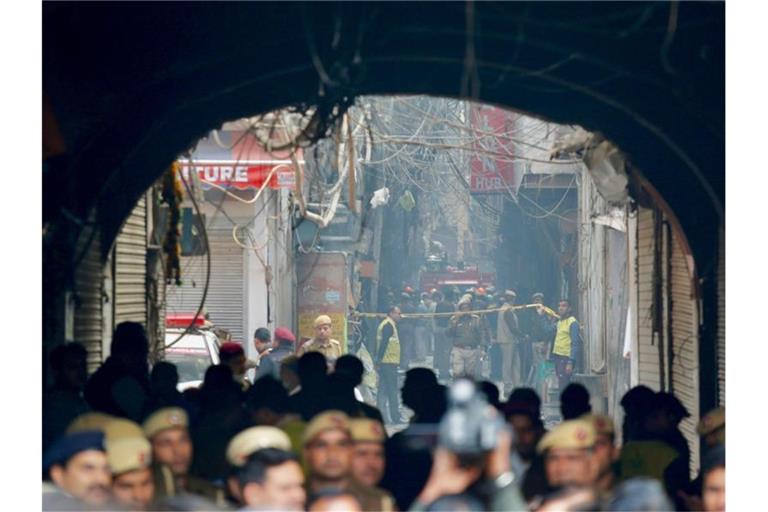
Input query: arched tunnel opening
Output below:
<box><xmin>42</xmin><ymin>3</ymin><xmax>724</xmax><ymax>511</ymax></box>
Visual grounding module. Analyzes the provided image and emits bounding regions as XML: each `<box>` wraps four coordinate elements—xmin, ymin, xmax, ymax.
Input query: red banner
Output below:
<box><xmin>469</xmin><ymin>104</ymin><xmax>518</xmax><ymax>194</ymax></box>
<box><xmin>179</xmin><ymin>129</ymin><xmax>303</xmax><ymax>190</ymax></box>
<box><xmin>180</xmin><ymin>161</ymin><xmax>296</xmax><ymax>190</ymax></box>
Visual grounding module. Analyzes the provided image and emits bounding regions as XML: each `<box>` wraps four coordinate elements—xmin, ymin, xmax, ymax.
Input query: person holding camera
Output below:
<box><xmin>410</xmin><ymin>379</ymin><xmax>527</xmax><ymax>511</ymax></box>
<box><xmin>447</xmin><ymin>295</ymin><xmax>490</xmax><ymax>380</ymax></box>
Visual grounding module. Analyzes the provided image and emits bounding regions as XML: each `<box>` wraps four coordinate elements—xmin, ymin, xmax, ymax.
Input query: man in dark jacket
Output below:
<box><xmin>84</xmin><ymin>322</ymin><xmax>150</xmax><ymax>422</ymax></box>
<box><xmin>255</xmin><ymin>327</ymin><xmax>296</xmax><ymax>381</ymax></box>
<box><xmin>44</xmin><ymin>342</ymin><xmax>91</xmax><ymax>451</ymax></box>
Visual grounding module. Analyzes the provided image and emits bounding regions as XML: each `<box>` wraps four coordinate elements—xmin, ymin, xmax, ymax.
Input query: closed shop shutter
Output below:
<box><xmin>114</xmin><ymin>196</ymin><xmax>148</xmax><ymax>326</ymax></box>
<box><xmin>74</xmin><ymin>224</ymin><xmax>104</xmax><ymax>374</ymax></box>
<box><xmin>166</xmin><ymin>227</ymin><xmax>246</xmax><ymax>342</ymax></box>
<box><xmin>636</xmin><ymin>207</ymin><xmax>661</xmax><ymax>390</ymax></box>
<box><xmin>669</xmin><ymin>227</ymin><xmax>700</xmax><ymax>477</ymax></box>
<box><xmin>717</xmin><ymin>226</ymin><xmax>725</xmax><ymax>406</ymax></box>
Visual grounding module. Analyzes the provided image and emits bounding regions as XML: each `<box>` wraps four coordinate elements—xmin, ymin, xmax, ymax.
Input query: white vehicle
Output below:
<box><xmin>163</xmin><ymin>315</ymin><xmax>221</xmax><ymax>392</ymax></box>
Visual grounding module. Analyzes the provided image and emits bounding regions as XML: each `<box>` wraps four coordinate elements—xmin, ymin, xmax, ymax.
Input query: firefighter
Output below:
<box><xmin>447</xmin><ymin>294</ymin><xmax>489</xmax><ymax>380</ymax></box>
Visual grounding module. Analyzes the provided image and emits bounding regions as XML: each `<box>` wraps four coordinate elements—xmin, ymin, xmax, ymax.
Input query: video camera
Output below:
<box><xmin>438</xmin><ymin>379</ymin><xmax>509</xmax><ymax>460</ymax></box>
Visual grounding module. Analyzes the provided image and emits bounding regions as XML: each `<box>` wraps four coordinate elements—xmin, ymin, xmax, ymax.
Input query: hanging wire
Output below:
<box><xmin>164</xmin><ymin>166</ymin><xmax>211</xmax><ymax>350</ymax></box>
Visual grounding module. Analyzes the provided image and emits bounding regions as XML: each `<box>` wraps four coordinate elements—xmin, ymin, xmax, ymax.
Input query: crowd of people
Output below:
<box><xmin>43</xmin><ymin>317</ymin><xmax>725</xmax><ymax>511</ymax></box>
<box><xmin>370</xmin><ymin>287</ymin><xmax>582</xmax><ymax>409</ymax></box>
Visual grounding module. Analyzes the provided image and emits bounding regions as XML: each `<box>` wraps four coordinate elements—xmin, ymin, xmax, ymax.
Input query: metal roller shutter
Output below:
<box><xmin>636</xmin><ymin>207</ymin><xmax>661</xmax><ymax>390</ymax></box>
<box><xmin>114</xmin><ymin>196</ymin><xmax>148</xmax><ymax>326</ymax></box>
<box><xmin>669</xmin><ymin>227</ymin><xmax>700</xmax><ymax>477</ymax></box>
<box><xmin>74</xmin><ymin>224</ymin><xmax>104</xmax><ymax>374</ymax></box>
<box><xmin>166</xmin><ymin>227</ymin><xmax>246</xmax><ymax>342</ymax></box>
<box><xmin>717</xmin><ymin>226</ymin><xmax>725</xmax><ymax>406</ymax></box>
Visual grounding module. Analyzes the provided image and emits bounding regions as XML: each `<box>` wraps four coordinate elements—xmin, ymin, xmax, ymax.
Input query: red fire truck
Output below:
<box><xmin>419</xmin><ymin>257</ymin><xmax>495</xmax><ymax>292</ymax></box>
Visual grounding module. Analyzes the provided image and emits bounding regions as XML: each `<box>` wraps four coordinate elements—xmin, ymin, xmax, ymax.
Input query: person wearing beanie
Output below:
<box><xmin>43</xmin><ymin>431</ymin><xmax>112</xmax><ymax>509</ymax></box>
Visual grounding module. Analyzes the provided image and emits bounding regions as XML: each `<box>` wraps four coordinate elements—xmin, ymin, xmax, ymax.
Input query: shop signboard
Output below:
<box><xmin>468</xmin><ymin>104</ymin><xmax>521</xmax><ymax>194</ymax></box>
<box><xmin>178</xmin><ymin>130</ymin><xmax>301</xmax><ymax>190</ymax></box>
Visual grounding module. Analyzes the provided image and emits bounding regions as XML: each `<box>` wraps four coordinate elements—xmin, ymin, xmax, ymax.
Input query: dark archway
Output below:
<box><xmin>43</xmin><ymin>1</ymin><xmax>724</xmax><ymax>410</ymax></box>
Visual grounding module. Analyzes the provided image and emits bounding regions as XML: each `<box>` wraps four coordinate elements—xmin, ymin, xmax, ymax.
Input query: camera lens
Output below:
<box><xmin>450</xmin><ymin>379</ymin><xmax>475</xmax><ymax>403</ymax></box>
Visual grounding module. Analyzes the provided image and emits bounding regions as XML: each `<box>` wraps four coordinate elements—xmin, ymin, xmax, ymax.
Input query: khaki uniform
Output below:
<box><xmin>447</xmin><ymin>313</ymin><xmax>488</xmax><ymax>379</ymax></box>
<box><xmin>152</xmin><ymin>463</ymin><xmax>226</xmax><ymax>507</ymax></box>
<box><xmin>348</xmin><ymin>479</ymin><xmax>396</xmax><ymax>512</ymax></box>
<box><xmin>496</xmin><ymin>304</ymin><xmax>522</xmax><ymax>387</ymax></box>
<box><xmin>297</xmin><ymin>337</ymin><xmax>343</xmax><ymax>363</ymax></box>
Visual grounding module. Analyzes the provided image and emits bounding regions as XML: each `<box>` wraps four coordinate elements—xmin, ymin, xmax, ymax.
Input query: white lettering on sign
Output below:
<box><xmin>179</xmin><ymin>161</ymin><xmax>301</xmax><ymax>188</ymax></box>
<box><xmin>180</xmin><ymin>165</ymin><xmax>250</xmax><ymax>184</ymax></box>
<box><xmin>473</xmin><ymin>176</ymin><xmax>504</xmax><ymax>190</ymax></box>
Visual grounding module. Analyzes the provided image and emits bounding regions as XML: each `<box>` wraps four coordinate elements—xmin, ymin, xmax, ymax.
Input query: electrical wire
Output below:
<box><xmin>164</xmin><ymin>166</ymin><xmax>211</xmax><ymax>350</ymax></box>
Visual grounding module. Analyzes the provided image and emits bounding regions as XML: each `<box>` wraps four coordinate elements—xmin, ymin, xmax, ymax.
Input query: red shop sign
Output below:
<box><xmin>179</xmin><ymin>160</ymin><xmax>298</xmax><ymax>190</ymax></box>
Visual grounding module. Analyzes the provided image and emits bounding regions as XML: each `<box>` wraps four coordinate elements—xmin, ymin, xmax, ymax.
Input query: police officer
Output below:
<box><xmin>226</xmin><ymin>426</ymin><xmax>305</xmax><ymax>511</ymax></box>
<box><xmin>349</xmin><ymin>418</ymin><xmax>388</xmax><ymax>488</ymax></box>
<box><xmin>66</xmin><ymin>414</ymin><xmax>156</xmax><ymax>510</ymax></box>
<box><xmin>581</xmin><ymin>413</ymin><xmax>619</xmax><ymax>495</ymax></box>
<box><xmin>447</xmin><ymin>294</ymin><xmax>489</xmax><ymax>380</ymax></box>
<box><xmin>298</xmin><ymin>315</ymin><xmax>344</xmax><ymax>367</ymax></box>
<box><xmin>375</xmin><ymin>305</ymin><xmax>403</xmax><ymax>424</ymax></box>
<box><xmin>432</xmin><ymin>290</ymin><xmax>455</xmax><ymax>381</ymax></box>
<box><xmin>142</xmin><ymin>407</ymin><xmax>226</xmax><ymax>506</ymax></box>
<box><xmin>302</xmin><ymin>411</ymin><xmax>395</xmax><ymax>512</ymax></box>
<box><xmin>537</xmin><ymin>418</ymin><xmax>599</xmax><ymax>491</ymax></box>
<box><xmin>67</xmin><ymin>413</ymin><xmax>148</xmax><ymax>445</ymax></box>
<box><xmin>43</xmin><ymin>431</ymin><xmax>112</xmax><ymax>510</ymax></box>
<box><xmin>107</xmin><ymin>436</ymin><xmax>155</xmax><ymax>510</ymax></box>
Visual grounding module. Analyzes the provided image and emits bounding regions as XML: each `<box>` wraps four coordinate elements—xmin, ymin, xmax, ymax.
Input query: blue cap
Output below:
<box><xmin>43</xmin><ymin>431</ymin><xmax>105</xmax><ymax>472</ymax></box>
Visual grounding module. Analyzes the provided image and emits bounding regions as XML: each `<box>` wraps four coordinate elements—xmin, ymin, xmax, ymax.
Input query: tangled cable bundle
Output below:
<box><xmin>161</xmin><ymin>162</ymin><xmax>184</xmax><ymax>286</ymax></box>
